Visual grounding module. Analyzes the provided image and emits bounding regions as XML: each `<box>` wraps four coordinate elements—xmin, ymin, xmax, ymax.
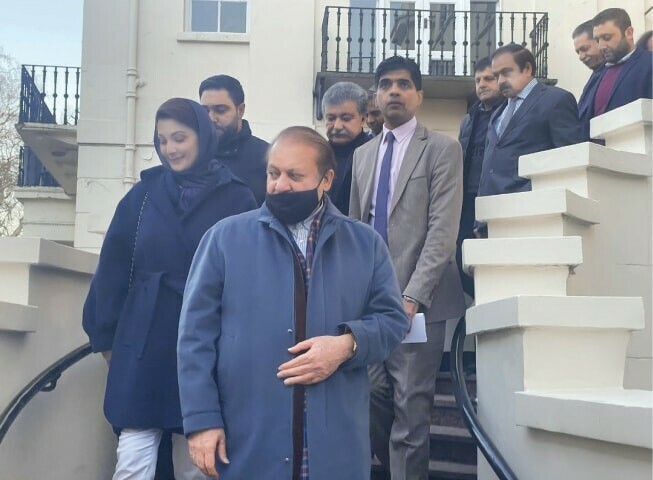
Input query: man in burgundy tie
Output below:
<box><xmin>591</xmin><ymin>8</ymin><xmax>652</xmax><ymax>121</ymax></box>
<box><xmin>350</xmin><ymin>56</ymin><xmax>465</xmax><ymax>480</ymax></box>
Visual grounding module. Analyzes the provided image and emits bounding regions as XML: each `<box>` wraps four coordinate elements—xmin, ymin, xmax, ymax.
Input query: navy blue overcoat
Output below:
<box><xmin>177</xmin><ymin>200</ymin><xmax>408</xmax><ymax>479</ymax></box>
<box><xmin>83</xmin><ymin>165</ymin><xmax>256</xmax><ymax>429</ymax></box>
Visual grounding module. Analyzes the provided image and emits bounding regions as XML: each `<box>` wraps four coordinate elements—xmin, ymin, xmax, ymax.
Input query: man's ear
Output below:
<box><xmin>237</xmin><ymin>103</ymin><xmax>246</xmax><ymax>119</ymax></box>
<box><xmin>625</xmin><ymin>25</ymin><xmax>634</xmax><ymax>42</ymax></box>
<box><xmin>321</xmin><ymin>169</ymin><xmax>335</xmax><ymax>192</ymax></box>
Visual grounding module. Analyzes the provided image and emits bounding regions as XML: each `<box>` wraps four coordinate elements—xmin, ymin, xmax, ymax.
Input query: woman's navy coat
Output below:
<box><xmin>83</xmin><ymin>165</ymin><xmax>256</xmax><ymax>429</ymax></box>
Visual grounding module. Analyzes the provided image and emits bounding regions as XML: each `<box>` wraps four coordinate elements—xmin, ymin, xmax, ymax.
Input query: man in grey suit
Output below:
<box><xmin>349</xmin><ymin>55</ymin><xmax>465</xmax><ymax>480</ymax></box>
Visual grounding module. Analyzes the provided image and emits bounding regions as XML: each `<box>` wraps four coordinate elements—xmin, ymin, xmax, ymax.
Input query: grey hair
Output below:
<box><xmin>322</xmin><ymin>81</ymin><xmax>368</xmax><ymax>116</ymax></box>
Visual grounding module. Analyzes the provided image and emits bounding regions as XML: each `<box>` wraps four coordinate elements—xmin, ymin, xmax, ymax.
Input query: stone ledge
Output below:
<box><xmin>0</xmin><ymin>301</ymin><xmax>39</xmax><ymax>333</ymax></box>
<box><xmin>475</xmin><ymin>188</ymin><xmax>599</xmax><ymax>224</ymax></box>
<box><xmin>463</xmin><ymin>236</ymin><xmax>583</xmax><ymax>270</ymax></box>
<box><xmin>519</xmin><ymin>142</ymin><xmax>651</xmax><ymax>179</ymax></box>
<box><xmin>466</xmin><ymin>295</ymin><xmax>644</xmax><ymax>335</ymax></box>
<box><xmin>13</xmin><ymin>187</ymin><xmax>74</xmax><ymax>200</ymax></box>
<box><xmin>590</xmin><ymin>99</ymin><xmax>652</xmax><ymax>140</ymax></box>
<box><xmin>0</xmin><ymin>237</ymin><xmax>97</xmax><ymax>274</ymax></box>
<box><xmin>515</xmin><ymin>389</ymin><xmax>653</xmax><ymax>449</ymax></box>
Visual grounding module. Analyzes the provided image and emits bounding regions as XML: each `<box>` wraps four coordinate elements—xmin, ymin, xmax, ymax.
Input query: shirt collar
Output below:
<box><xmin>514</xmin><ymin>78</ymin><xmax>538</xmax><ymax>101</ymax></box>
<box><xmin>605</xmin><ymin>48</ymin><xmax>636</xmax><ymax>67</ymax></box>
<box><xmin>382</xmin><ymin>116</ymin><xmax>417</xmax><ymax>145</ymax></box>
<box><xmin>478</xmin><ymin>98</ymin><xmax>503</xmax><ymax>112</ymax></box>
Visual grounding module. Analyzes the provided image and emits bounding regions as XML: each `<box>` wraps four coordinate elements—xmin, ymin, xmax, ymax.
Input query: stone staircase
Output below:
<box><xmin>372</xmin><ymin>370</ymin><xmax>478</xmax><ymax>480</ymax></box>
<box><xmin>461</xmin><ymin>99</ymin><xmax>653</xmax><ymax>480</ymax></box>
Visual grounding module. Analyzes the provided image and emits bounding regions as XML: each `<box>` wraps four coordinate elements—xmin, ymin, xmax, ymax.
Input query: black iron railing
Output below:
<box><xmin>0</xmin><ymin>343</ymin><xmax>92</xmax><ymax>445</ymax></box>
<box><xmin>19</xmin><ymin>65</ymin><xmax>80</xmax><ymax>126</ymax></box>
<box><xmin>17</xmin><ymin>146</ymin><xmax>59</xmax><ymax>187</ymax></box>
<box><xmin>320</xmin><ymin>6</ymin><xmax>548</xmax><ymax>78</ymax></box>
<box><xmin>451</xmin><ymin>317</ymin><xmax>518</xmax><ymax>480</ymax></box>
<box><xmin>16</xmin><ymin>65</ymin><xmax>79</xmax><ymax>188</ymax></box>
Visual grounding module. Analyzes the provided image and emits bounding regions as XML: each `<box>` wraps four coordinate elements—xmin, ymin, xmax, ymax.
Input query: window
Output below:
<box><xmin>189</xmin><ymin>0</ymin><xmax>248</xmax><ymax>33</ymax></box>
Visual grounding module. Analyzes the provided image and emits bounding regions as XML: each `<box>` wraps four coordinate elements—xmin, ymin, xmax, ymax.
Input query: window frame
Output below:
<box><xmin>185</xmin><ymin>0</ymin><xmax>250</xmax><ymax>34</ymax></box>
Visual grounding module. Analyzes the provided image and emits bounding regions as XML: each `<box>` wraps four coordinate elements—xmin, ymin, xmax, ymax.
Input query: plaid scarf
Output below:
<box><xmin>288</xmin><ymin>205</ymin><xmax>325</xmax><ymax>287</ymax></box>
<box><xmin>286</xmin><ymin>205</ymin><xmax>325</xmax><ymax>480</ymax></box>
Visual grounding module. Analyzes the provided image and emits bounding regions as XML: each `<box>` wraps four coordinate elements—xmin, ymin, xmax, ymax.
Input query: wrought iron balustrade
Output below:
<box><xmin>17</xmin><ymin>65</ymin><xmax>80</xmax><ymax>188</ymax></box>
<box><xmin>20</xmin><ymin>64</ymin><xmax>81</xmax><ymax>126</ymax></box>
<box><xmin>320</xmin><ymin>6</ymin><xmax>549</xmax><ymax>78</ymax></box>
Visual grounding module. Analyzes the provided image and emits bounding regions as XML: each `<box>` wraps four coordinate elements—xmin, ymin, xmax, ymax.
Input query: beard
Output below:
<box><xmin>604</xmin><ymin>37</ymin><xmax>631</xmax><ymax>63</ymax></box>
<box><xmin>214</xmin><ymin>121</ymin><xmax>239</xmax><ymax>142</ymax></box>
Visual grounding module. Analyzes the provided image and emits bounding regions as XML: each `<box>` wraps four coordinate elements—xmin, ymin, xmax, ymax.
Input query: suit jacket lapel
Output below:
<box><xmin>389</xmin><ymin>125</ymin><xmax>427</xmax><ymax>216</ymax></box>
<box><xmin>607</xmin><ymin>48</ymin><xmax>641</xmax><ymax>106</ymax></box>
<box><xmin>500</xmin><ymin>82</ymin><xmax>545</xmax><ymax>140</ymax></box>
<box><xmin>359</xmin><ymin>135</ymin><xmax>382</xmax><ymax>221</ymax></box>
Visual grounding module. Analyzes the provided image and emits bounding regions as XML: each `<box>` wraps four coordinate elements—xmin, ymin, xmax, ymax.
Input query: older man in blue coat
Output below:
<box><xmin>178</xmin><ymin>126</ymin><xmax>408</xmax><ymax>480</ymax></box>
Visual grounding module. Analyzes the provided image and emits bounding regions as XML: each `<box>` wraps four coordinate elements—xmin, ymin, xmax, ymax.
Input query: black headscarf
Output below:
<box><xmin>153</xmin><ymin>98</ymin><xmax>223</xmax><ymax>211</ymax></box>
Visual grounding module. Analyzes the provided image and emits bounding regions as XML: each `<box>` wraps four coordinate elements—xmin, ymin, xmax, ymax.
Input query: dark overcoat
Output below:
<box><xmin>177</xmin><ymin>200</ymin><xmax>408</xmax><ymax>479</ymax></box>
<box><xmin>578</xmin><ymin>64</ymin><xmax>605</xmax><ymax>140</ymax></box>
<box><xmin>584</xmin><ymin>48</ymin><xmax>653</xmax><ymax>125</ymax></box>
<box><xmin>215</xmin><ymin>119</ymin><xmax>269</xmax><ymax>206</ymax></box>
<box><xmin>83</xmin><ymin>165</ymin><xmax>256</xmax><ymax>429</ymax></box>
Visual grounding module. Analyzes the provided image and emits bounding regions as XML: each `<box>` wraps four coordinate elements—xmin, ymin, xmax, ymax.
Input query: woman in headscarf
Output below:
<box><xmin>83</xmin><ymin>98</ymin><xmax>257</xmax><ymax>479</ymax></box>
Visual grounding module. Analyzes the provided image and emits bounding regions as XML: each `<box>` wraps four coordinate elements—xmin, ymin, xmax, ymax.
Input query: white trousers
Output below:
<box><xmin>113</xmin><ymin>428</ymin><xmax>206</xmax><ymax>480</ymax></box>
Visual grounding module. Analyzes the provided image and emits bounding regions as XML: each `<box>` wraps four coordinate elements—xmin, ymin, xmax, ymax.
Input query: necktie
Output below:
<box><xmin>373</xmin><ymin>132</ymin><xmax>395</xmax><ymax>244</ymax></box>
<box><xmin>497</xmin><ymin>98</ymin><xmax>517</xmax><ymax>138</ymax></box>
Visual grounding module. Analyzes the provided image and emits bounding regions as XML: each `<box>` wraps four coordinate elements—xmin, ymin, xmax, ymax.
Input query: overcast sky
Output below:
<box><xmin>0</xmin><ymin>0</ymin><xmax>83</xmax><ymax>67</ymax></box>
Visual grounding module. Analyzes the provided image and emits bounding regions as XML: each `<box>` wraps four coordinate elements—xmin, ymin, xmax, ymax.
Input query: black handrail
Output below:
<box><xmin>0</xmin><ymin>343</ymin><xmax>92</xmax><ymax>444</ymax></box>
<box><xmin>451</xmin><ymin>317</ymin><xmax>518</xmax><ymax>480</ymax></box>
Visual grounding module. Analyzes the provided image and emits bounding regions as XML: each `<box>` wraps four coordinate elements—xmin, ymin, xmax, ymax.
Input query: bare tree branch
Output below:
<box><xmin>0</xmin><ymin>47</ymin><xmax>23</xmax><ymax>236</ymax></box>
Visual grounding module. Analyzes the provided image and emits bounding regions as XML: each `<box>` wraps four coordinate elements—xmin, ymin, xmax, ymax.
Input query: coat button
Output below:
<box><xmin>287</xmin><ymin>329</ymin><xmax>293</xmax><ymax>334</ymax></box>
<box><xmin>284</xmin><ymin>457</ymin><xmax>290</xmax><ymax>463</ymax></box>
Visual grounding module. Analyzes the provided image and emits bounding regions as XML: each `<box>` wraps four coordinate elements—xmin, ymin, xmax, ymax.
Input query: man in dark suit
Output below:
<box><xmin>457</xmin><ymin>57</ymin><xmax>504</xmax><ymax>297</ymax></box>
<box><xmin>476</xmin><ymin>44</ymin><xmax>584</xmax><ymax>218</ymax></box>
<box><xmin>573</xmin><ymin>20</ymin><xmax>606</xmax><ymax>139</ymax></box>
<box><xmin>350</xmin><ymin>56</ymin><xmax>465</xmax><ymax>480</ymax></box>
<box><xmin>591</xmin><ymin>8</ymin><xmax>653</xmax><ymax>120</ymax></box>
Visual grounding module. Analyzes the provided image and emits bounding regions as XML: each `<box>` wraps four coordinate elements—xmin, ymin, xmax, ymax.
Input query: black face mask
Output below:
<box><xmin>266</xmin><ymin>181</ymin><xmax>323</xmax><ymax>225</ymax></box>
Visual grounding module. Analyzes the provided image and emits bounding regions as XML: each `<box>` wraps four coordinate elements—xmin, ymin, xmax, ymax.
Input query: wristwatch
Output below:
<box><xmin>402</xmin><ymin>295</ymin><xmax>419</xmax><ymax>306</ymax></box>
<box><xmin>344</xmin><ymin>329</ymin><xmax>357</xmax><ymax>356</ymax></box>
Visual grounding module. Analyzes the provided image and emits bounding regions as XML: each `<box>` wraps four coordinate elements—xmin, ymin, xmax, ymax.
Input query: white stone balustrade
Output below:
<box><xmin>463</xmin><ymin>100</ymin><xmax>653</xmax><ymax>480</ymax></box>
<box><xmin>0</xmin><ymin>237</ymin><xmax>116</xmax><ymax>480</ymax></box>
<box><xmin>590</xmin><ymin>98</ymin><xmax>652</xmax><ymax>155</ymax></box>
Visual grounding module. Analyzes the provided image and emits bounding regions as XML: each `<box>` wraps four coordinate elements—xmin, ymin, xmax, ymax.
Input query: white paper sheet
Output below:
<box><xmin>402</xmin><ymin>313</ymin><xmax>427</xmax><ymax>343</ymax></box>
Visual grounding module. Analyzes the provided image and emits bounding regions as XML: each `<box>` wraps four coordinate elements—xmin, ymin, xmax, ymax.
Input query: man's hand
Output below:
<box><xmin>403</xmin><ymin>299</ymin><xmax>419</xmax><ymax>333</ymax></box>
<box><xmin>188</xmin><ymin>428</ymin><xmax>229</xmax><ymax>479</ymax></box>
<box><xmin>101</xmin><ymin>351</ymin><xmax>111</xmax><ymax>364</ymax></box>
<box><xmin>277</xmin><ymin>335</ymin><xmax>354</xmax><ymax>385</ymax></box>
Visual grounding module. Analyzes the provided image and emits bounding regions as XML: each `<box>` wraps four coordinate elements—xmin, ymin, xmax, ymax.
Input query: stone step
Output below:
<box><xmin>435</xmin><ymin>371</ymin><xmax>477</xmax><ymax>398</ymax></box>
<box><xmin>518</xmin><ymin>142</ymin><xmax>651</xmax><ymax>198</ymax></box>
<box><xmin>0</xmin><ymin>301</ymin><xmax>39</xmax><ymax>333</ymax></box>
<box><xmin>467</xmin><ymin>295</ymin><xmax>644</xmax><ymax>390</ymax></box>
<box><xmin>430</xmin><ymin>425</ymin><xmax>477</xmax><ymax>465</ymax></box>
<box><xmin>515</xmin><ymin>388</ymin><xmax>653</xmax><ymax>449</ymax></box>
<box><xmin>432</xmin><ymin>394</ymin><xmax>476</xmax><ymax>429</ymax></box>
<box><xmin>475</xmin><ymin>188</ymin><xmax>599</xmax><ymax>239</ymax></box>
<box><xmin>590</xmin><ymin>98</ymin><xmax>652</xmax><ymax>154</ymax></box>
<box><xmin>371</xmin><ymin>459</ymin><xmax>477</xmax><ymax>480</ymax></box>
<box><xmin>429</xmin><ymin>460</ymin><xmax>478</xmax><ymax>480</ymax></box>
<box><xmin>462</xmin><ymin>236</ymin><xmax>583</xmax><ymax>305</ymax></box>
